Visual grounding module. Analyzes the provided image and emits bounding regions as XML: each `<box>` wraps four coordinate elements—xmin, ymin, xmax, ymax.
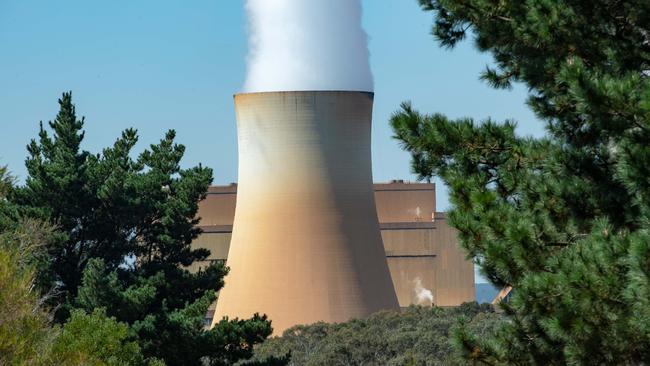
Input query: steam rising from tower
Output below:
<box><xmin>243</xmin><ymin>0</ymin><xmax>373</xmax><ymax>92</ymax></box>
<box><xmin>212</xmin><ymin>1</ymin><xmax>398</xmax><ymax>334</ymax></box>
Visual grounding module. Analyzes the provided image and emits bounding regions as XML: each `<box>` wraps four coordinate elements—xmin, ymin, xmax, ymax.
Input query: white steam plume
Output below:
<box><xmin>243</xmin><ymin>0</ymin><xmax>374</xmax><ymax>92</ymax></box>
<box><xmin>414</xmin><ymin>277</ymin><xmax>434</xmax><ymax>306</ymax></box>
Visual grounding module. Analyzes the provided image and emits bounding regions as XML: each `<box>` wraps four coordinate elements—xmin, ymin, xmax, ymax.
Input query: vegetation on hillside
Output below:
<box><xmin>244</xmin><ymin>303</ymin><xmax>501</xmax><ymax>366</ymax></box>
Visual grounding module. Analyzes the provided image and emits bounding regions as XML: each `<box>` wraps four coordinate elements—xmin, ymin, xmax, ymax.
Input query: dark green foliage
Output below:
<box><xmin>0</xmin><ymin>166</ymin><xmax>13</xmax><ymax>200</ymax></box>
<box><xmin>11</xmin><ymin>92</ymin><xmax>272</xmax><ymax>365</ymax></box>
<box><xmin>14</xmin><ymin>93</ymin><xmax>216</xmax><ymax>308</ymax></box>
<box><xmin>207</xmin><ymin>315</ymin><xmax>276</xmax><ymax>366</ymax></box>
<box><xmin>244</xmin><ymin>303</ymin><xmax>501</xmax><ymax>366</ymax></box>
<box><xmin>0</xmin><ymin>166</ymin><xmax>20</xmax><ymax>232</ymax></box>
<box><xmin>390</xmin><ymin>0</ymin><xmax>650</xmax><ymax>364</ymax></box>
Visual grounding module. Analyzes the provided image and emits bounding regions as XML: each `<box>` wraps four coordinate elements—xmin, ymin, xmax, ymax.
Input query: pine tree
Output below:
<box><xmin>12</xmin><ymin>92</ymin><xmax>273</xmax><ymax>365</ymax></box>
<box><xmin>391</xmin><ymin>0</ymin><xmax>650</xmax><ymax>364</ymax></box>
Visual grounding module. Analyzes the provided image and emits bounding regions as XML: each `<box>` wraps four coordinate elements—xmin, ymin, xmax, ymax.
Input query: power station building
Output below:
<box><xmin>191</xmin><ymin>180</ymin><xmax>475</xmax><ymax>325</ymax></box>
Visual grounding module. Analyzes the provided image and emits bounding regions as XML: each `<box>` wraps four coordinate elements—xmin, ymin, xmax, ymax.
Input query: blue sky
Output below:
<box><xmin>0</xmin><ymin>0</ymin><xmax>545</xmax><ymax>211</ymax></box>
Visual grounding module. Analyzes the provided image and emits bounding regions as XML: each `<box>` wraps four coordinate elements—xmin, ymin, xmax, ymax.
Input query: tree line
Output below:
<box><xmin>244</xmin><ymin>303</ymin><xmax>500</xmax><ymax>366</ymax></box>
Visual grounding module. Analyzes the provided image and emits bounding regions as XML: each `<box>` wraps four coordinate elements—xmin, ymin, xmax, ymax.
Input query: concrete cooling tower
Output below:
<box><xmin>212</xmin><ymin>91</ymin><xmax>399</xmax><ymax>333</ymax></box>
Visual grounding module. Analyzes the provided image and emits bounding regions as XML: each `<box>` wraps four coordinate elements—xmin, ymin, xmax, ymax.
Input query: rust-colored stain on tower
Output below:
<box><xmin>211</xmin><ymin>91</ymin><xmax>400</xmax><ymax>333</ymax></box>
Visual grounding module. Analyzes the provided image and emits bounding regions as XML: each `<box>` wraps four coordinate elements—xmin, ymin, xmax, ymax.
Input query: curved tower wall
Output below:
<box><xmin>212</xmin><ymin>91</ymin><xmax>399</xmax><ymax>333</ymax></box>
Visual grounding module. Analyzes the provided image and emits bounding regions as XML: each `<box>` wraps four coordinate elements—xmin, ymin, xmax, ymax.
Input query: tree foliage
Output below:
<box><xmin>51</xmin><ymin>308</ymin><xmax>154</xmax><ymax>366</ymax></box>
<box><xmin>9</xmin><ymin>92</ymin><xmax>273</xmax><ymax>365</ymax></box>
<box><xmin>0</xmin><ymin>220</ymin><xmax>56</xmax><ymax>365</ymax></box>
<box><xmin>0</xmin><ymin>166</ymin><xmax>19</xmax><ymax>231</ymax></box>
<box><xmin>245</xmin><ymin>303</ymin><xmax>501</xmax><ymax>366</ymax></box>
<box><xmin>0</xmin><ymin>217</ymin><xmax>152</xmax><ymax>366</ymax></box>
<box><xmin>390</xmin><ymin>0</ymin><xmax>650</xmax><ymax>364</ymax></box>
<box><xmin>0</xmin><ymin>166</ymin><xmax>14</xmax><ymax>200</ymax></box>
<box><xmin>14</xmin><ymin>92</ymin><xmax>217</xmax><ymax>308</ymax></box>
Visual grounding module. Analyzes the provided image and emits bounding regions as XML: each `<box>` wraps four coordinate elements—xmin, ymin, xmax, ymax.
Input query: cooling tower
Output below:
<box><xmin>212</xmin><ymin>91</ymin><xmax>399</xmax><ymax>333</ymax></box>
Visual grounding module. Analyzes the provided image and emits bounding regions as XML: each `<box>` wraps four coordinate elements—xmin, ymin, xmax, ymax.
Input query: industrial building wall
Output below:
<box><xmin>192</xmin><ymin>182</ymin><xmax>475</xmax><ymax>309</ymax></box>
<box><xmin>197</xmin><ymin>185</ymin><xmax>237</xmax><ymax>226</ymax></box>
<box><xmin>387</xmin><ymin>256</ymin><xmax>437</xmax><ymax>305</ymax></box>
<box><xmin>185</xmin><ymin>230</ymin><xmax>231</xmax><ymax>273</ymax></box>
<box><xmin>431</xmin><ymin>213</ymin><xmax>476</xmax><ymax>306</ymax></box>
<box><xmin>374</xmin><ymin>182</ymin><xmax>436</xmax><ymax>223</ymax></box>
<box><xmin>380</xmin><ymin>223</ymin><xmax>436</xmax><ymax>306</ymax></box>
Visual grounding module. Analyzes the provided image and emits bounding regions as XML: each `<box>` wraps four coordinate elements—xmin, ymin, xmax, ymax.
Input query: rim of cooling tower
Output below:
<box><xmin>233</xmin><ymin>90</ymin><xmax>374</xmax><ymax>98</ymax></box>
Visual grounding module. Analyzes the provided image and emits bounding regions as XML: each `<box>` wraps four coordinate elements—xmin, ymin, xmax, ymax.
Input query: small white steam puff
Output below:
<box><xmin>243</xmin><ymin>0</ymin><xmax>374</xmax><ymax>93</ymax></box>
<box><xmin>414</xmin><ymin>277</ymin><xmax>434</xmax><ymax>306</ymax></box>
